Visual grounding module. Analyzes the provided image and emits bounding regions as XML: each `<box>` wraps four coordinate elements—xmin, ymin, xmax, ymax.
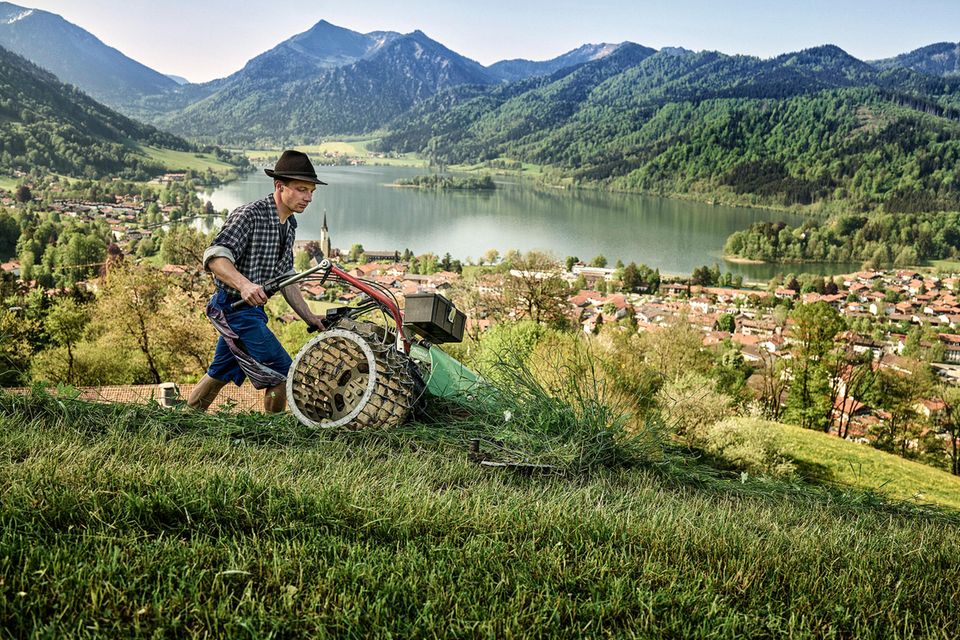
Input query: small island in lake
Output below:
<box><xmin>393</xmin><ymin>174</ymin><xmax>496</xmax><ymax>190</ymax></box>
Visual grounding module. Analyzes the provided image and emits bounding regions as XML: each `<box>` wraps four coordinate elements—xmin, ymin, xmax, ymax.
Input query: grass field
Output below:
<box><xmin>137</xmin><ymin>145</ymin><xmax>236</xmax><ymax>173</ymax></box>
<box><xmin>930</xmin><ymin>259</ymin><xmax>960</xmax><ymax>272</ymax></box>
<box><xmin>0</xmin><ymin>176</ymin><xmax>17</xmax><ymax>191</ymax></box>
<box><xmin>776</xmin><ymin>421</ymin><xmax>960</xmax><ymax>509</ymax></box>
<box><xmin>243</xmin><ymin>141</ymin><xmax>426</xmax><ymax>168</ymax></box>
<box><xmin>1</xmin><ymin>391</ymin><xmax>958</xmax><ymax>638</ymax></box>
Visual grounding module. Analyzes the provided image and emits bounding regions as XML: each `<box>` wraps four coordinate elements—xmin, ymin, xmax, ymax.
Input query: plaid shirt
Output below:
<box><xmin>203</xmin><ymin>194</ymin><xmax>296</xmax><ymax>297</ymax></box>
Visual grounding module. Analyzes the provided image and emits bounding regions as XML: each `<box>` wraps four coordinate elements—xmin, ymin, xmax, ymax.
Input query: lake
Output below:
<box><xmin>206</xmin><ymin>165</ymin><xmax>857</xmax><ymax>281</ymax></box>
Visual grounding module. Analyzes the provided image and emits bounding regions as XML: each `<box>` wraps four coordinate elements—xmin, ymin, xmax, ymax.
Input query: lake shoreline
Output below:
<box><xmin>206</xmin><ymin>165</ymin><xmax>857</xmax><ymax>281</ymax></box>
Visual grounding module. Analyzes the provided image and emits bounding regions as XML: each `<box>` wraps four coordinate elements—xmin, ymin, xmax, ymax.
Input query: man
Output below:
<box><xmin>188</xmin><ymin>150</ymin><xmax>326</xmax><ymax>412</ymax></box>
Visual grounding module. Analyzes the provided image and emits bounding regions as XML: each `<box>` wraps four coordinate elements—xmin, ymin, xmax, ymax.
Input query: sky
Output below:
<box><xmin>14</xmin><ymin>0</ymin><xmax>960</xmax><ymax>83</ymax></box>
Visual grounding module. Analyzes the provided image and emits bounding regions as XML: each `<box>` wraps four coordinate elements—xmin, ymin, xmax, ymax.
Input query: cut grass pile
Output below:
<box><xmin>1</xmin><ymin>390</ymin><xmax>959</xmax><ymax>638</ymax></box>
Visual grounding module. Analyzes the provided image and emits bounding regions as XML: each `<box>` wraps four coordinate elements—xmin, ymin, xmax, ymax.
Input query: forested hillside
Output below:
<box><xmin>0</xmin><ymin>45</ymin><xmax>193</xmax><ymax>180</ymax></box>
<box><xmin>0</xmin><ymin>2</ymin><xmax>178</xmax><ymax>111</ymax></box>
<box><xmin>378</xmin><ymin>46</ymin><xmax>960</xmax><ymax>212</ymax></box>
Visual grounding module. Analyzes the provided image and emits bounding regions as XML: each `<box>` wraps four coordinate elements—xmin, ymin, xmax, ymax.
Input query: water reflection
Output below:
<box><xmin>207</xmin><ymin>166</ymin><xmax>857</xmax><ymax>281</ymax></box>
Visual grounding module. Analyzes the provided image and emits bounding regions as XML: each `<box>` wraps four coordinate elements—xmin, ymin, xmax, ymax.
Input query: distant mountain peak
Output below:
<box><xmin>3</xmin><ymin>7</ymin><xmax>31</xmax><ymax>24</ymax></box>
<box><xmin>0</xmin><ymin>2</ymin><xmax>178</xmax><ymax>108</ymax></box>
<box><xmin>487</xmin><ymin>41</ymin><xmax>647</xmax><ymax>82</ymax></box>
<box><xmin>660</xmin><ymin>46</ymin><xmax>694</xmax><ymax>57</ymax></box>
<box><xmin>871</xmin><ymin>41</ymin><xmax>960</xmax><ymax>77</ymax></box>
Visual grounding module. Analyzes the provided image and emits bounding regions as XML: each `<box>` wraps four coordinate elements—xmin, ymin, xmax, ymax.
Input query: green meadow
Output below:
<box><xmin>1</xmin><ymin>391</ymin><xmax>958</xmax><ymax>639</ymax></box>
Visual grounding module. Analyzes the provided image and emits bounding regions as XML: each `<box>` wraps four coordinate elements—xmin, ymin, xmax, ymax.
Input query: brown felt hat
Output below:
<box><xmin>264</xmin><ymin>150</ymin><xmax>327</xmax><ymax>185</ymax></box>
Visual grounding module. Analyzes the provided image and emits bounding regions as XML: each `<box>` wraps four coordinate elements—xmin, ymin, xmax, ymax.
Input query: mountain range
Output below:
<box><xmin>2</xmin><ymin>2</ymin><xmax>960</xmax><ymax>212</ymax></box>
<box><xmin>2</xmin><ymin>1</ymin><xmax>958</xmax><ymax>145</ymax></box>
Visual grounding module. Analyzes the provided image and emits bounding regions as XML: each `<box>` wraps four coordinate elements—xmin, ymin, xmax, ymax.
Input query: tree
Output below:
<box><xmin>935</xmin><ymin>385</ymin><xmax>960</xmax><ymax>476</ymax></box>
<box><xmin>348</xmin><ymin>243</ymin><xmax>365</xmax><ymax>262</ymax></box>
<box><xmin>95</xmin><ymin>264</ymin><xmax>168</xmax><ymax>383</ymax></box>
<box><xmin>294</xmin><ymin>250</ymin><xmax>311</xmax><ymax>272</ymax></box>
<box><xmin>786</xmin><ymin>302</ymin><xmax>845</xmax><ymax>431</ymax></box>
<box><xmin>0</xmin><ymin>308</ymin><xmax>37</xmax><ymax>385</ymax></box>
<box><xmin>715</xmin><ymin>313</ymin><xmax>736</xmax><ymax>333</ymax></box>
<box><xmin>690</xmin><ymin>265</ymin><xmax>715</xmax><ymax>287</ymax></box>
<box><xmin>590</xmin><ymin>255</ymin><xmax>608</xmax><ymax>268</ymax></box>
<box><xmin>160</xmin><ymin>226</ymin><xmax>209</xmax><ymax>266</ymax></box>
<box><xmin>44</xmin><ymin>297</ymin><xmax>89</xmax><ymax>383</ymax></box>
<box><xmin>866</xmin><ymin>369</ymin><xmax>923</xmax><ymax>458</ymax></box>
<box><xmin>503</xmin><ymin>251</ymin><xmax>570</xmax><ymax>327</ymax></box>
<box><xmin>640</xmin><ymin>321</ymin><xmax>713</xmax><ymax>383</ymax></box>
<box><xmin>482</xmin><ymin>248</ymin><xmax>500</xmax><ymax>266</ymax></box>
<box><xmin>565</xmin><ymin>256</ymin><xmax>580</xmax><ymax>272</ymax></box>
<box><xmin>756</xmin><ymin>348</ymin><xmax>788</xmax><ymax>421</ymax></box>
<box><xmin>14</xmin><ymin>185</ymin><xmax>32</xmax><ymax>203</ymax></box>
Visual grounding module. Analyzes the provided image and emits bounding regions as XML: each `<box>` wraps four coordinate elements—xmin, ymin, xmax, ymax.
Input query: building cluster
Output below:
<box><xmin>555</xmin><ymin>267</ymin><xmax>960</xmax><ymax>445</ymax></box>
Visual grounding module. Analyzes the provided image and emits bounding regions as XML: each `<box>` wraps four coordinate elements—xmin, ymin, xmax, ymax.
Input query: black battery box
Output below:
<box><xmin>403</xmin><ymin>293</ymin><xmax>465</xmax><ymax>343</ymax></box>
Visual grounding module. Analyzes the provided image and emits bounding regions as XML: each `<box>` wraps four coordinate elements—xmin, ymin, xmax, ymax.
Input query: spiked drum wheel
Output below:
<box><xmin>286</xmin><ymin>320</ymin><xmax>417</xmax><ymax>429</ymax></box>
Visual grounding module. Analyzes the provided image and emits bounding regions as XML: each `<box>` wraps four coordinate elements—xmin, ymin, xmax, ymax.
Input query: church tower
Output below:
<box><xmin>319</xmin><ymin>211</ymin><xmax>332</xmax><ymax>260</ymax></box>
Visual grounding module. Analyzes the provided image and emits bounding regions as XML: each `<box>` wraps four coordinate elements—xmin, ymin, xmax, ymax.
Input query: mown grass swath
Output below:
<box><xmin>2</xmin><ymin>384</ymin><xmax>959</xmax><ymax>638</ymax></box>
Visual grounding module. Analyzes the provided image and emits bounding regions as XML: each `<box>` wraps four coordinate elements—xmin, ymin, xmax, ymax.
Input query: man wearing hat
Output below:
<box><xmin>187</xmin><ymin>150</ymin><xmax>327</xmax><ymax>413</ymax></box>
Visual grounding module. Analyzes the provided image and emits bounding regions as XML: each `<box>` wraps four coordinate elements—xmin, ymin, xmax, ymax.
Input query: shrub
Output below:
<box><xmin>691</xmin><ymin>417</ymin><xmax>797</xmax><ymax>478</ymax></box>
<box><xmin>656</xmin><ymin>372</ymin><xmax>731</xmax><ymax>436</ymax></box>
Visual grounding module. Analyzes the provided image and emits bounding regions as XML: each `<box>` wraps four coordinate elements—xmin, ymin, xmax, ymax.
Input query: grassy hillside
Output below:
<box><xmin>1</xmin><ymin>391</ymin><xmax>958</xmax><ymax>638</ymax></box>
<box><xmin>775</xmin><ymin>421</ymin><xmax>960</xmax><ymax>509</ymax></box>
<box><xmin>137</xmin><ymin>145</ymin><xmax>236</xmax><ymax>173</ymax></box>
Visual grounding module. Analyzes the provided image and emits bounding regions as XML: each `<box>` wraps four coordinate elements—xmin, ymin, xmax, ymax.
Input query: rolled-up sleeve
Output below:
<box><xmin>203</xmin><ymin>210</ymin><xmax>253</xmax><ymax>272</ymax></box>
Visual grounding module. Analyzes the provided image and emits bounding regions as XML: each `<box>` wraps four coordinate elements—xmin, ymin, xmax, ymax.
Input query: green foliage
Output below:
<box><xmin>470</xmin><ymin>320</ymin><xmax>554</xmax><ymax>380</ymax></box>
<box><xmin>656</xmin><ymin>372</ymin><xmax>732</xmax><ymax>437</ymax></box>
<box><xmin>619</xmin><ymin>262</ymin><xmax>660</xmax><ymax>294</ymax></box>
<box><xmin>380</xmin><ymin>45</ymin><xmax>960</xmax><ymax>213</ymax></box>
<box><xmin>0</xmin><ymin>47</ymin><xmax>193</xmax><ymax>180</ymax></box>
<box><xmin>726</xmin><ymin>212</ymin><xmax>960</xmax><ymax>265</ymax></box>
<box><xmin>690</xmin><ymin>417</ymin><xmax>797</xmax><ymax>478</ymax></box>
<box><xmin>159</xmin><ymin>225</ymin><xmax>211</xmax><ymax>267</ymax></box>
<box><xmin>394</xmin><ymin>174</ymin><xmax>495</xmax><ymax>190</ymax></box>
<box><xmin>30</xmin><ymin>335</ymin><xmax>152</xmax><ymax>385</ymax></box>
<box><xmin>786</xmin><ymin>302</ymin><xmax>846</xmax><ymax>431</ymax></box>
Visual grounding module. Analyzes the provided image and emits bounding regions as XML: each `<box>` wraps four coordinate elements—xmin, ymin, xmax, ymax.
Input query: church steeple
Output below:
<box><xmin>320</xmin><ymin>209</ymin><xmax>332</xmax><ymax>260</ymax></box>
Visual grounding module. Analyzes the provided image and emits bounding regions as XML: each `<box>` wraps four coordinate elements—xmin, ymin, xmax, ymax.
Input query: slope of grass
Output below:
<box><xmin>243</xmin><ymin>141</ymin><xmax>425</xmax><ymax>168</ymax></box>
<box><xmin>1</xmin><ymin>392</ymin><xmax>958</xmax><ymax>638</ymax></box>
<box><xmin>0</xmin><ymin>176</ymin><xmax>17</xmax><ymax>191</ymax></box>
<box><xmin>774</xmin><ymin>421</ymin><xmax>960</xmax><ymax>510</ymax></box>
<box><xmin>137</xmin><ymin>145</ymin><xmax>236</xmax><ymax>173</ymax></box>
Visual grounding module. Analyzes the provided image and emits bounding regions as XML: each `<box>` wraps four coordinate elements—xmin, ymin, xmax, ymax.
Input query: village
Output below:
<box><xmin>2</xmin><ymin>183</ymin><xmax>960</xmax><ymax>462</ymax></box>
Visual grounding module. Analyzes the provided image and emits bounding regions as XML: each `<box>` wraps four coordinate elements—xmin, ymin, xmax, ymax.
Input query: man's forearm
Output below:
<box><xmin>282</xmin><ymin>284</ymin><xmax>320</xmax><ymax>326</ymax></box>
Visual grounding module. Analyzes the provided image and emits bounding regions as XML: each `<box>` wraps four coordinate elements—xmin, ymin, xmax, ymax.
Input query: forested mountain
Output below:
<box><xmin>873</xmin><ymin>42</ymin><xmax>960</xmax><ymax>77</ymax></box>
<box><xmin>0</xmin><ymin>45</ymin><xmax>193</xmax><ymax>179</ymax></box>
<box><xmin>161</xmin><ymin>30</ymin><xmax>499</xmax><ymax>144</ymax></box>
<box><xmin>0</xmin><ymin>2</ymin><xmax>178</xmax><ymax>111</ymax></box>
<box><xmin>487</xmin><ymin>43</ymin><xmax>623</xmax><ymax>81</ymax></box>
<box><xmin>377</xmin><ymin>45</ymin><xmax>960</xmax><ymax>212</ymax></box>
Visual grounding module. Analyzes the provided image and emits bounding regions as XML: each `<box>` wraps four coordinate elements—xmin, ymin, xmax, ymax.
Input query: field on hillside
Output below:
<box><xmin>1</xmin><ymin>392</ymin><xmax>958</xmax><ymax>638</ymax></box>
<box><xmin>137</xmin><ymin>145</ymin><xmax>236</xmax><ymax>173</ymax></box>
<box><xmin>243</xmin><ymin>141</ymin><xmax>425</xmax><ymax>168</ymax></box>
<box><xmin>0</xmin><ymin>176</ymin><xmax>17</xmax><ymax>191</ymax></box>
<box><xmin>776</xmin><ymin>421</ymin><xmax>960</xmax><ymax>510</ymax></box>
